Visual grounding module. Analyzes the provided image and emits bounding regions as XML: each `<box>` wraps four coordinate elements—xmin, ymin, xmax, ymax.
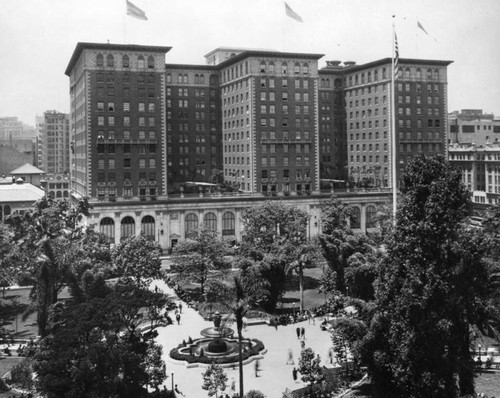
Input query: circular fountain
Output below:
<box><xmin>169</xmin><ymin>311</ymin><xmax>265</xmax><ymax>366</ymax></box>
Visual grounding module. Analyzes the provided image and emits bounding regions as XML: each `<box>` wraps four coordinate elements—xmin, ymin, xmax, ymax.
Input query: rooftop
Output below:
<box><xmin>10</xmin><ymin>163</ymin><xmax>44</xmax><ymax>175</ymax></box>
<box><xmin>0</xmin><ymin>181</ymin><xmax>44</xmax><ymax>203</ymax></box>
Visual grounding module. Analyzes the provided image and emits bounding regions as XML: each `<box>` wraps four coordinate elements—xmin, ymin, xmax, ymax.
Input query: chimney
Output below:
<box><xmin>344</xmin><ymin>61</ymin><xmax>356</xmax><ymax>67</ymax></box>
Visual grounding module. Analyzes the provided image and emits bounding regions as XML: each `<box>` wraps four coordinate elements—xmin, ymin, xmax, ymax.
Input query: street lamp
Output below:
<box><xmin>478</xmin><ymin>344</ymin><xmax>482</xmax><ymax>357</ymax></box>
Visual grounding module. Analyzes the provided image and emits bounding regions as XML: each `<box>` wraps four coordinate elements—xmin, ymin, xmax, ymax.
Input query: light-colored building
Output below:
<box><xmin>10</xmin><ymin>163</ymin><xmax>45</xmax><ymax>188</ymax></box>
<box><xmin>449</xmin><ymin>142</ymin><xmax>500</xmax><ymax>206</ymax></box>
<box><xmin>448</xmin><ymin>109</ymin><xmax>500</xmax><ymax>146</ymax></box>
<box><xmin>38</xmin><ymin>110</ymin><xmax>70</xmax><ymax>174</ymax></box>
<box><xmin>0</xmin><ymin>177</ymin><xmax>45</xmax><ymax>223</ymax></box>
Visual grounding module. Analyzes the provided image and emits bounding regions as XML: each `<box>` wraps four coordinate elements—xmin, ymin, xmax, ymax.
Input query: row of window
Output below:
<box><xmin>261</xmin><ymin>156</ymin><xmax>311</xmax><ymax>167</ymax></box>
<box><xmin>351</xmin><ymin>131</ymin><xmax>389</xmax><ymax>141</ymax></box>
<box><xmin>260</xmin><ymin>117</ymin><xmax>311</xmax><ymax>128</ymax></box>
<box><xmin>96</xmin><ymin>54</ymin><xmax>155</xmax><ymax>69</ymax></box>
<box><xmin>95</xmin><ymin>86</ymin><xmax>155</xmax><ymax>98</ymax></box>
<box><xmin>96</xmin><ymin>101</ymin><xmax>155</xmax><ymax>112</ymax></box>
<box><xmin>399</xmin><ymin>143</ymin><xmax>442</xmax><ymax>153</ymax></box>
<box><xmin>347</xmin><ymin>67</ymin><xmax>440</xmax><ymax>87</ymax></box>
<box><xmin>96</xmin><ymin>130</ymin><xmax>156</xmax><ymax>141</ymax></box>
<box><xmin>97</xmin><ymin>116</ymin><xmax>156</xmax><ymax>127</ymax></box>
<box><xmin>350</xmin><ymin>155</ymin><xmax>389</xmax><ymax>164</ymax></box>
<box><xmin>97</xmin><ymin>158</ymin><xmax>157</xmax><ymax>169</ymax></box>
<box><xmin>351</xmin><ymin>143</ymin><xmax>388</xmax><ymax>152</ymax></box>
<box><xmin>261</xmin><ymin>169</ymin><xmax>311</xmax><ymax>179</ymax></box>
<box><xmin>96</xmin><ymin>72</ymin><xmax>156</xmax><ymax>84</ymax></box>
<box><xmin>259</xmin><ymin>77</ymin><xmax>310</xmax><ymax>90</ymax></box>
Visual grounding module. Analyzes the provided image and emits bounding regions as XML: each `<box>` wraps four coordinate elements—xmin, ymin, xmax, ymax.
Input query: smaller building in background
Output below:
<box><xmin>37</xmin><ymin>111</ymin><xmax>70</xmax><ymax>174</ymax></box>
<box><xmin>449</xmin><ymin>142</ymin><xmax>500</xmax><ymax>207</ymax></box>
<box><xmin>41</xmin><ymin>173</ymin><xmax>71</xmax><ymax>200</ymax></box>
<box><xmin>0</xmin><ymin>177</ymin><xmax>45</xmax><ymax>223</ymax></box>
<box><xmin>10</xmin><ymin>163</ymin><xmax>45</xmax><ymax>188</ymax></box>
<box><xmin>448</xmin><ymin>109</ymin><xmax>500</xmax><ymax>146</ymax></box>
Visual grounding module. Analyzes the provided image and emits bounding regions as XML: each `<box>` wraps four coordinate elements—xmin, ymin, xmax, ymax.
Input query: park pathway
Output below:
<box><xmin>153</xmin><ymin>280</ymin><xmax>335</xmax><ymax>398</ymax></box>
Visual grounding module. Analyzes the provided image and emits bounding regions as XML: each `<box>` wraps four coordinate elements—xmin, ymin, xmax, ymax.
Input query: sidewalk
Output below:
<box><xmin>153</xmin><ymin>280</ymin><xmax>335</xmax><ymax>398</ymax></box>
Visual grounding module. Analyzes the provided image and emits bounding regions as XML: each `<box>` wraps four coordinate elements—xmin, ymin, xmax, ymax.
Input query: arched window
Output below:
<box><xmin>209</xmin><ymin>74</ymin><xmax>218</xmax><ymax>85</ymax></box>
<box><xmin>166</xmin><ymin>73</ymin><xmax>172</xmax><ymax>83</ymax></box>
<box><xmin>222</xmin><ymin>212</ymin><xmax>235</xmax><ymax>236</ymax></box>
<box><xmin>56</xmin><ymin>191</ymin><xmax>62</xmax><ymax>198</ymax></box>
<box><xmin>374</xmin><ymin>70</ymin><xmax>378</xmax><ymax>81</ymax></box>
<box><xmin>325</xmin><ymin>78</ymin><xmax>330</xmax><ymax>88</ymax></box>
<box><xmin>302</xmin><ymin>62</ymin><xmax>309</xmax><ymax>74</ymax></box>
<box><xmin>433</xmin><ymin>68</ymin><xmax>439</xmax><ymax>79</ymax></box>
<box><xmin>121</xmin><ymin>216</ymin><xmax>135</xmax><ymax>240</ymax></box>
<box><xmin>416</xmin><ymin>68</ymin><xmax>421</xmax><ymax>79</ymax></box>
<box><xmin>405</xmin><ymin>67</ymin><xmax>410</xmax><ymax>79</ymax></box>
<box><xmin>204</xmin><ymin>212</ymin><xmax>217</xmax><ymax>232</ymax></box>
<box><xmin>178</xmin><ymin>74</ymin><xmax>183</xmax><ymax>84</ymax></box>
<box><xmin>282</xmin><ymin>62</ymin><xmax>288</xmax><ymax>74</ymax></box>
<box><xmin>63</xmin><ymin>191</ymin><xmax>69</xmax><ymax>197</ymax></box>
<box><xmin>96</xmin><ymin>53</ymin><xmax>104</xmax><ymax>67</ymax></box>
<box><xmin>138</xmin><ymin>55</ymin><xmax>145</xmax><ymax>69</ymax></box>
<box><xmin>200</xmin><ymin>74</ymin><xmax>205</xmax><ymax>84</ymax></box>
<box><xmin>100</xmin><ymin>217</ymin><xmax>115</xmax><ymax>241</ymax></box>
<box><xmin>366</xmin><ymin>205</ymin><xmax>377</xmax><ymax>228</ymax></box>
<box><xmin>106</xmin><ymin>54</ymin><xmax>114</xmax><ymax>67</ymax></box>
<box><xmin>122</xmin><ymin>55</ymin><xmax>130</xmax><ymax>68</ymax></box>
<box><xmin>382</xmin><ymin>68</ymin><xmax>387</xmax><ymax>79</ymax></box>
<box><xmin>183</xmin><ymin>74</ymin><xmax>188</xmax><ymax>83</ymax></box>
<box><xmin>350</xmin><ymin>206</ymin><xmax>361</xmax><ymax>229</ymax></box>
<box><xmin>260</xmin><ymin>61</ymin><xmax>266</xmax><ymax>74</ymax></box>
<box><xmin>194</xmin><ymin>74</ymin><xmax>200</xmax><ymax>84</ymax></box>
<box><xmin>427</xmin><ymin>68</ymin><xmax>432</xmax><ymax>79</ymax></box>
<box><xmin>268</xmin><ymin>62</ymin><xmax>275</xmax><ymax>73</ymax></box>
<box><xmin>147</xmin><ymin>55</ymin><xmax>154</xmax><ymax>69</ymax></box>
<box><xmin>294</xmin><ymin>63</ymin><xmax>300</xmax><ymax>74</ymax></box>
<box><xmin>141</xmin><ymin>215</ymin><xmax>155</xmax><ymax>240</ymax></box>
<box><xmin>185</xmin><ymin>213</ymin><xmax>198</xmax><ymax>236</ymax></box>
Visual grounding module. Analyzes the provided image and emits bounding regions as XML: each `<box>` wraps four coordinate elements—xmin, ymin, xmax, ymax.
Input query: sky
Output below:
<box><xmin>1</xmin><ymin>0</ymin><xmax>499</xmax><ymax>126</ymax></box>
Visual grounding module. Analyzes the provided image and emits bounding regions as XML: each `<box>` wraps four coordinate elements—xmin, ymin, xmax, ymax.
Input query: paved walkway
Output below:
<box><xmin>153</xmin><ymin>280</ymin><xmax>336</xmax><ymax>398</ymax></box>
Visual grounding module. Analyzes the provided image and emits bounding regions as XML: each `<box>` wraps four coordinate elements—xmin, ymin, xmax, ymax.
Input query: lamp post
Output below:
<box><xmin>478</xmin><ymin>344</ymin><xmax>482</xmax><ymax>358</ymax></box>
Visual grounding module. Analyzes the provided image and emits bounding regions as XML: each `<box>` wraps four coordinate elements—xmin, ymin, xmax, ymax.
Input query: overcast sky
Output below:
<box><xmin>1</xmin><ymin>0</ymin><xmax>499</xmax><ymax>126</ymax></box>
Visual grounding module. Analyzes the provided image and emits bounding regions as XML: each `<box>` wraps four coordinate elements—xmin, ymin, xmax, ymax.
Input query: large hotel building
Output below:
<box><xmin>64</xmin><ymin>42</ymin><xmax>451</xmax><ymax>247</ymax></box>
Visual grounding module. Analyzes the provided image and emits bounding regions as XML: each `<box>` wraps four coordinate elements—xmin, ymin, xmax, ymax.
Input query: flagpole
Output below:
<box><xmin>391</xmin><ymin>16</ymin><xmax>397</xmax><ymax>222</ymax></box>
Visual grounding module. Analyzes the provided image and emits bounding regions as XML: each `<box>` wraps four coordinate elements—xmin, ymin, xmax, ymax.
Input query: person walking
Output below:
<box><xmin>301</xmin><ymin>326</ymin><xmax>305</xmax><ymax>340</ymax></box>
<box><xmin>292</xmin><ymin>367</ymin><xmax>298</xmax><ymax>383</ymax></box>
<box><xmin>174</xmin><ymin>384</ymin><xmax>185</xmax><ymax>396</ymax></box>
<box><xmin>176</xmin><ymin>313</ymin><xmax>181</xmax><ymax>325</ymax></box>
<box><xmin>296</xmin><ymin>326</ymin><xmax>301</xmax><ymax>339</ymax></box>
<box><xmin>286</xmin><ymin>348</ymin><xmax>294</xmax><ymax>365</ymax></box>
<box><xmin>179</xmin><ymin>302</ymin><xmax>183</xmax><ymax>313</ymax></box>
<box><xmin>254</xmin><ymin>359</ymin><xmax>260</xmax><ymax>377</ymax></box>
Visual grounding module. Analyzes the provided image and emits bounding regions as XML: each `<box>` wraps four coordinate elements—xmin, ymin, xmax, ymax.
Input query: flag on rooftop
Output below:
<box><xmin>285</xmin><ymin>2</ymin><xmax>303</xmax><ymax>23</ymax></box>
<box><xmin>417</xmin><ymin>21</ymin><xmax>429</xmax><ymax>35</ymax></box>
<box><xmin>126</xmin><ymin>0</ymin><xmax>148</xmax><ymax>20</ymax></box>
<box><xmin>394</xmin><ymin>31</ymin><xmax>399</xmax><ymax>78</ymax></box>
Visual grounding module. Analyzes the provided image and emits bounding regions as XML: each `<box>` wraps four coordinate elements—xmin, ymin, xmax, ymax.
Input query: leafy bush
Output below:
<box><xmin>244</xmin><ymin>390</ymin><xmax>265</xmax><ymax>398</ymax></box>
<box><xmin>0</xmin><ymin>377</ymin><xmax>9</xmax><ymax>392</ymax></box>
<box><xmin>9</xmin><ymin>358</ymin><xmax>34</xmax><ymax>390</ymax></box>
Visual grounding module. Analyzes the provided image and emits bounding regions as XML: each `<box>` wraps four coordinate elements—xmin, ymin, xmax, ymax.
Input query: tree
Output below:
<box><xmin>362</xmin><ymin>155</ymin><xmax>490</xmax><ymax>397</ymax></box>
<box><xmin>298</xmin><ymin>348</ymin><xmax>324</xmax><ymax>387</ymax></box>
<box><xmin>34</xmin><ymin>281</ymin><xmax>167</xmax><ymax>397</ymax></box>
<box><xmin>319</xmin><ymin>198</ymin><xmax>375</xmax><ymax>296</ymax></box>
<box><xmin>5</xmin><ymin>197</ymin><xmax>90</xmax><ymax>337</ymax></box>
<box><xmin>240</xmin><ymin>201</ymin><xmax>309</xmax><ymax>311</ymax></box>
<box><xmin>113</xmin><ymin>235</ymin><xmax>162</xmax><ymax>289</ymax></box>
<box><xmin>202</xmin><ymin>362</ymin><xmax>228</xmax><ymax>397</ymax></box>
<box><xmin>171</xmin><ymin>226</ymin><xmax>230</xmax><ymax>297</ymax></box>
<box><xmin>285</xmin><ymin>241</ymin><xmax>321</xmax><ymax>313</ymax></box>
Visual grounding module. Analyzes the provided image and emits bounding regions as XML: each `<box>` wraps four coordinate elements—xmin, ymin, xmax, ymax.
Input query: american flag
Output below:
<box><xmin>394</xmin><ymin>32</ymin><xmax>399</xmax><ymax>78</ymax></box>
<box><xmin>285</xmin><ymin>2</ymin><xmax>303</xmax><ymax>23</ymax></box>
<box><xmin>126</xmin><ymin>0</ymin><xmax>148</xmax><ymax>20</ymax></box>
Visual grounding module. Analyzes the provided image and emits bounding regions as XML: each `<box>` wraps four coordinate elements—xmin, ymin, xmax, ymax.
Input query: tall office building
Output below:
<box><xmin>210</xmin><ymin>48</ymin><xmax>323</xmax><ymax>195</ymax></box>
<box><xmin>343</xmin><ymin>58</ymin><xmax>452</xmax><ymax>187</ymax></box>
<box><xmin>65</xmin><ymin>43</ymin><xmax>171</xmax><ymax>202</ymax></box>
<box><xmin>165</xmin><ymin>63</ymin><xmax>222</xmax><ymax>188</ymax></box>
<box><xmin>318</xmin><ymin>61</ymin><xmax>348</xmax><ymax>185</ymax></box>
<box><xmin>66</xmin><ymin>42</ymin><xmax>451</xmax><ymax>202</ymax></box>
<box><xmin>38</xmin><ymin>111</ymin><xmax>70</xmax><ymax>174</ymax></box>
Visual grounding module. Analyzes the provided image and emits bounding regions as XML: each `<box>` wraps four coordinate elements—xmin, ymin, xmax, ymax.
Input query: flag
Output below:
<box><xmin>393</xmin><ymin>31</ymin><xmax>399</xmax><ymax>78</ymax></box>
<box><xmin>285</xmin><ymin>2</ymin><xmax>303</xmax><ymax>23</ymax></box>
<box><xmin>126</xmin><ymin>0</ymin><xmax>147</xmax><ymax>20</ymax></box>
<box><xmin>417</xmin><ymin>21</ymin><xmax>429</xmax><ymax>35</ymax></box>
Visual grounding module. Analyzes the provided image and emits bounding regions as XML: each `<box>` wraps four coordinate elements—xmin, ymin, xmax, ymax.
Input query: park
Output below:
<box><xmin>1</xmin><ymin>155</ymin><xmax>500</xmax><ymax>398</ymax></box>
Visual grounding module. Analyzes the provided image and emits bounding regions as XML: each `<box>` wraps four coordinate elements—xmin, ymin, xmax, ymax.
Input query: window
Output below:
<box><xmin>100</xmin><ymin>218</ymin><xmax>115</xmax><ymax>241</ymax></box>
<box><xmin>204</xmin><ymin>212</ymin><xmax>217</xmax><ymax>231</ymax></box>
<box><xmin>96</xmin><ymin>53</ymin><xmax>104</xmax><ymax>67</ymax></box>
<box><xmin>138</xmin><ymin>55</ymin><xmax>145</xmax><ymax>69</ymax></box>
<box><xmin>107</xmin><ymin>54</ymin><xmax>114</xmax><ymax>67</ymax></box>
<box><xmin>222</xmin><ymin>212</ymin><xmax>235</xmax><ymax>235</ymax></box>
<box><xmin>147</xmin><ymin>56</ymin><xmax>154</xmax><ymax>69</ymax></box>
<box><xmin>185</xmin><ymin>213</ymin><xmax>198</xmax><ymax>237</ymax></box>
<box><xmin>350</xmin><ymin>206</ymin><xmax>361</xmax><ymax>228</ymax></box>
<box><xmin>120</xmin><ymin>216</ymin><xmax>135</xmax><ymax>240</ymax></box>
<box><xmin>141</xmin><ymin>216</ymin><xmax>155</xmax><ymax>239</ymax></box>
